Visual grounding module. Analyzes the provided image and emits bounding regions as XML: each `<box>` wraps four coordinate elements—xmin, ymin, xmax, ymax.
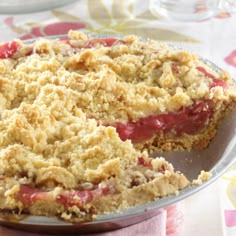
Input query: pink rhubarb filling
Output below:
<box><xmin>197</xmin><ymin>66</ymin><xmax>228</xmax><ymax>89</ymax></box>
<box><xmin>114</xmin><ymin>100</ymin><xmax>215</xmax><ymax>143</ymax></box>
<box><xmin>17</xmin><ymin>184</ymin><xmax>112</xmax><ymax>208</ymax></box>
<box><xmin>0</xmin><ymin>41</ymin><xmax>19</xmax><ymax>59</ymax></box>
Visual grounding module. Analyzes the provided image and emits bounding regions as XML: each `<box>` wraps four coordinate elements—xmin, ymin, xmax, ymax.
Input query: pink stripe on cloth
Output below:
<box><xmin>0</xmin><ymin>203</ymin><xmax>184</xmax><ymax>236</ymax></box>
<box><xmin>92</xmin><ymin>209</ymin><xmax>167</xmax><ymax>236</ymax></box>
<box><xmin>166</xmin><ymin>204</ymin><xmax>184</xmax><ymax>236</ymax></box>
<box><xmin>224</xmin><ymin>210</ymin><xmax>236</xmax><ymax>227</ymax></box>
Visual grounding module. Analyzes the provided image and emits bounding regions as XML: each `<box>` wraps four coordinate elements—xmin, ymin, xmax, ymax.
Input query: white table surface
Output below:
<box><xmin>183</xmin><ymin>181</ymin><xmax>223</xmax><ymax>236</ymax></box>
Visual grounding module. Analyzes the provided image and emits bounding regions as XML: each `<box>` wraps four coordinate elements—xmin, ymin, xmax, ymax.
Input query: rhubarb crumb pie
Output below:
<box><xmin>0</xmin><ymin>31</ymin><xmax>235</xmax><ymax>221</ymax></box>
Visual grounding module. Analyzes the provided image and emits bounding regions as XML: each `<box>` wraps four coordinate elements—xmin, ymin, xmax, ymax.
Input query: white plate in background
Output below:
<box><xmin>0</xmin><ymin>0</ymin><xmax>78</xmax><ymax>14</ymax></box>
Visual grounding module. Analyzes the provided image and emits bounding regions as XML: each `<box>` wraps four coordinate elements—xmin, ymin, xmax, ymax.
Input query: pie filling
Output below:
<box><xmin>17</xmin><ymin>184</ymin><xmax>113</xmax><ymax>208</ymax></box>
<box><xmin>196</xmin><ymin>66</ymin><xmax>228</xmax><ymax>89</ymax></box>
<box><xmin>56</xmin><ymin>186</ymin><xmax>112</xmax><ymax>208</ymax></box>
<box><xmin>114</xmin><ymin>100</ymin><xmax>215</xmax><ymax>143</ymax></box>
<box><xmin>0</xmin><ymin>41</ymin><xmax>19</xmax><ymax>59</ymax></box>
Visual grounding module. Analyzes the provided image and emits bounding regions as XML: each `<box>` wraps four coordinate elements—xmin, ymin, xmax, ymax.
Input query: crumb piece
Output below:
<box><xmin>192</xmin><ymin>171</ymin><xmax>212</xmax><ymax>185</ymax></box>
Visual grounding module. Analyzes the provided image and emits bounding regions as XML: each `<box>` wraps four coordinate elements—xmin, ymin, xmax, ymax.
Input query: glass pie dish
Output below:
<box><xmin>0</xmin><ymin>33</ymin><xmax>235</xmax><ymax>234</ymax></box>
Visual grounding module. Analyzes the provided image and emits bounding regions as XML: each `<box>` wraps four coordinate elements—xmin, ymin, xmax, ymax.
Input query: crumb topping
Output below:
<box><xmin>0</xmin><ymin>31</ymin><xmax>235</xmax><ymax>124</ymax></box>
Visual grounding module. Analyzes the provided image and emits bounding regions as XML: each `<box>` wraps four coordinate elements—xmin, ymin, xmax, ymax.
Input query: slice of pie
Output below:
<box><xmin>0</xmin><ymin>31</ymin><xmax>234</xmax><ymax>221</ymax></box>
<box><xmin>0</xmin><ymin>111</ymin><xmax>188</xmax><ymax>220</ymax></box>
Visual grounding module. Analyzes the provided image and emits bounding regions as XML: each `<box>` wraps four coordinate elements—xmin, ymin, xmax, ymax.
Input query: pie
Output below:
<box><xmin>0</xmin><ymin>31</ymin><xmax>235</xmax><ymax>221</ymax></box>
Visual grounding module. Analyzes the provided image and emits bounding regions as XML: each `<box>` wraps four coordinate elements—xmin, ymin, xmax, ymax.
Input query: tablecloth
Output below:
<box><xmin>0</xmin><ymin>204</ymin><xmax>183</xmax><ymax>236</ymax></box>
<box><xmin>0</xmin><ymin>0</ymin><xmax>236</xmax><ymax>235</ymax></box>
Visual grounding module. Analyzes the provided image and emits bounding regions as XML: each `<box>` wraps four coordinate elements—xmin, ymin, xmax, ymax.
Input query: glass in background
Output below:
<box><xmin>150</xmin><ymin>0</ymin><xmax>236</xmax><ymax>21</ymax></box>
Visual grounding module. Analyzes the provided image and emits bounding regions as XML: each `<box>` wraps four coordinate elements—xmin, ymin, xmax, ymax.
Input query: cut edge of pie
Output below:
<box><xmin>0</xmin><ymin>154</ymin><xmax>190</xmax><ymax>221</ymax></box>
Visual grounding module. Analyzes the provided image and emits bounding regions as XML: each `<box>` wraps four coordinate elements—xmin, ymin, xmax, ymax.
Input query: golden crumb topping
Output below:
<box><xmin>0</xmin><ymin>31</ymin><xmax>235</xmax><ymax>125</ymax></box>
